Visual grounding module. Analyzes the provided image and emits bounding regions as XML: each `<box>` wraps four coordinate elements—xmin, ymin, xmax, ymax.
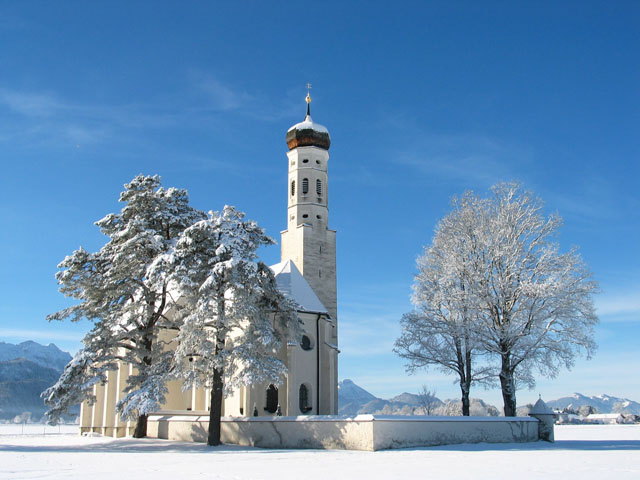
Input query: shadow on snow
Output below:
<box><xmin>1</xmin><ymin>437</ymin><xmax>640</xmax><ymax>454</ymax></box>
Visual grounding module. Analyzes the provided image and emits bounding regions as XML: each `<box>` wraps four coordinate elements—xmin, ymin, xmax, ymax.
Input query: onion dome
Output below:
<box><xmin>286</xmin><ymin>92</ymin><xmax>331</xmax><ymax>151</ymax></box>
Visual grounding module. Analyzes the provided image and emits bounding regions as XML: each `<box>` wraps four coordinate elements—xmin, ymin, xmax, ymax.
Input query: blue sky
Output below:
<box><xmin>0</xmin><ymin>1</ymin><xmax>638</xmax><ymax>408</ymax></box>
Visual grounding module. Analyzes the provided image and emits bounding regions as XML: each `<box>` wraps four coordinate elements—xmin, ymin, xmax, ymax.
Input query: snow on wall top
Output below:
<box><xmin>270</xmin><ymin>260</ymin><xmax>328</xmax><ymax>315</ymax></box>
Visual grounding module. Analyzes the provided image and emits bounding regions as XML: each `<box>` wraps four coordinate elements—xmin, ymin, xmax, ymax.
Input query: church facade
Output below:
<box><xmin>80</xmin><ymin>95</ymin><xmax>339</xmax><ymax>437</ymax></box>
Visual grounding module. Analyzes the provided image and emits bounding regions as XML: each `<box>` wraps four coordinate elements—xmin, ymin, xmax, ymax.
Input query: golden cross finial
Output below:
<box><xmin>306</xmin><ymin>83</ymin><xmax>312</xmax><ymax>104</ymax></box>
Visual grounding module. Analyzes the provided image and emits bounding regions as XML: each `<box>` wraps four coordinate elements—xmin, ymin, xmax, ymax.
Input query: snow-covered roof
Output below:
<box><xmin>287</xmin><ymin>114</ymin><xmax>329</xmax><ymax>134</ymax></box>
<box><xmin>530</xmin><ymin>398</ymin><xmax>555</xmax><ymax>415</ymax></box>
<box><xmin>586</xmin><ymin>413</ymin><xmax>624</xmax><ymax>419</ymax></box>
<box><xmin>270</xmin><ymin>260</ymin><xmax>328</xmax><ymax>315</ymax></box>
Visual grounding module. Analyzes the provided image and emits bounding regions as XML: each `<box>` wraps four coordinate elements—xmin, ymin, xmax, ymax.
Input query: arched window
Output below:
<box><xmin>265</xmin><ymin>384</ymin><xmax>278</xmax><ymax>413</ymax></box>
<box><xmin>299</xmin><ymin>384</ymin><xmax>312</xmax><ymax>413</ymax></box>
<box><xmin>302</xmin><ymin>178</ymin><xmax>309</xmax><ymax>194</ymax></box>
<box><xmin>291</xmin><ymin>180</ymin><xmax>295</xmax><ymax>196</ymax></box>
<box><xmin>316</xmin><ymin>179</ymin><xmax>322</xmax><ymax>195</ymax></box>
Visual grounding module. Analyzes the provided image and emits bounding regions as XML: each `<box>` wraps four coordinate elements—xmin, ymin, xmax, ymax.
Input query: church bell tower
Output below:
<box><xmin>281</xmin><ymin>91</ymin><xmax>337</xmax><ymax>322</ymax></box>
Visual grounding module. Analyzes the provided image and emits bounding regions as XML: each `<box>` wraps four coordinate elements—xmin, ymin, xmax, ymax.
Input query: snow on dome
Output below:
<box><xmin>287</xmin><ymin>115</ymin><xmax>329</xmax><ymax>134</ymax></box>
<box><xmin>286</xmin><ymin>103</ymin><xmax>331</xmax><ymax>151</ymax></box>
<box><xmin>270</xmin><ymin>260</ymin><xmax>328</xmax><ymax>314</ymax></box>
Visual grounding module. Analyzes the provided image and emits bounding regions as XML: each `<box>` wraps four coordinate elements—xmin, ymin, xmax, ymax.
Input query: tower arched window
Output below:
<box><xmin>265</xmin><ymin>384</ymin><xmax>278</xmax><ymax>413</ymax></box>
<box><xmin>316</xmin><ymin>179</ymin><xmax>322</xmax><ymax>195</ymax></box>
<box><xmin>291</xmin><ymin>180</ymin><xmax>295</xmax><ymax>196</ymax></box>
<box><xmin>299</xmin><ymin>384</ymin><xmax>312</xmax><ymax>413</ymax></box>
<box><xmin>302</xmin><ymin>178</ymin><xmax>309</xmax><ymax>194</ymax></box>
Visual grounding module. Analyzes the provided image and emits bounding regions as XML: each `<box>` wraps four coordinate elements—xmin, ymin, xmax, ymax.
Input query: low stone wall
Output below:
<box><xmin>147</xmin><ymin>412</ymin><xmax>541</xmax><ymax>451</ymax></box>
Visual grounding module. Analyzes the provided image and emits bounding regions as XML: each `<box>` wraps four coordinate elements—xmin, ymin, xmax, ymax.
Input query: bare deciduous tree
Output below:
<box><xmin>471</xmin><ymin>183</ymin><xmax>599</xmax><ymax>416</ymax></box>
<box><xmin>397</xmin><ymin>183</ymin><xmax>598</xmax><ymax>417</ymax></box>
<box><xmin>417</xmin><ymin>385</ymin><xmax>440</xmax><ymax>415</ymax></box>
<box><xmin>394</xmin><ymin>193</ymin><xmax>494</xmax><ymax>416</ymax></box>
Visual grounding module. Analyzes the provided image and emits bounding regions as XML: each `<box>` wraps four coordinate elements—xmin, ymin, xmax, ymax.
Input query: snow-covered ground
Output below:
<box><xmin>1</xmin><ymin>424</ymin><xmax>639</xmax><ymax>479</ymax></box>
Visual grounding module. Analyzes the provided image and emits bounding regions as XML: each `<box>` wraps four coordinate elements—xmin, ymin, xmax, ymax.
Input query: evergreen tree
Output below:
<box><xmin>44</xmin><ymin>175</ymin><xmax>204</xmax><ymax>436</ymax></box>
<box><xmin>161</xmin><ymin>206</ymin><xmax>297</xmax><ymax>446</ymax></box>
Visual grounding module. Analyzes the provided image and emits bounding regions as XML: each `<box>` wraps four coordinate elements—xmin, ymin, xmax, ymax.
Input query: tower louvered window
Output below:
<box><xmin>316</xmin><ymin>179</ymin><xmax>322</xmax><ymax>195</ymax></box>
<box><xmin>291</xmin><ymin>180</ymin><xmax>295</xmax><ymax>196</ymax></box>
<box><xmin>302</xmin><ymin>178</ymin><xmax>309</xmax><ymax>194</ymax></box>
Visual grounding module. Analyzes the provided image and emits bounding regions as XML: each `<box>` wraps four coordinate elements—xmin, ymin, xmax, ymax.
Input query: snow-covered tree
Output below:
<box><xmin>578</xmin><ymin>405</ymin><xmax>598</xmax><ymax>417</ymax></box>
<box><xmin>41</xmin><ymin>349</ymin><xmax>103</xmax><ymax>424</ymax></box>
<box><xmin>160</xmin><ymin>206</ymin><xmax>298</xmax><ymax>446</ymax></box>
<box><xmin>44</xmin><ymin>175</ymin><xmax>204</xmax><ymax>436</ymax></box>
<box><xmin>470</xmin><ymin>183</ymin><xmax>598</xmax><ymax>416</ymax></box>
<box><xmin>400</xmin><ymin>182</ymin><xmax>598</xmax><ymax>417</ymax></box>
<box><xmin>394</xmin><ymin>193</ymin><xmax>494</xmax><ymax>416</ymax></box>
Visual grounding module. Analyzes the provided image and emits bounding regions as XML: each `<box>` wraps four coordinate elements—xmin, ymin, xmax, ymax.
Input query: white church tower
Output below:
<box><xmin>281</xmin><ymin>91</ymin><xmax>337</xmax><ymax>322</ymax></box>
<box><xmin>279</xmin><ymin>91</ymin><xmax>338</xmax><ymax>414</ymax></box>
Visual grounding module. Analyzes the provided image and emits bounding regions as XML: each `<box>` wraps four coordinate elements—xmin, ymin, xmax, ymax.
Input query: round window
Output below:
<box><xmin>300</xmin><ymin>335</ymin><xmax>313</xmax><ymax>351</ymax></box>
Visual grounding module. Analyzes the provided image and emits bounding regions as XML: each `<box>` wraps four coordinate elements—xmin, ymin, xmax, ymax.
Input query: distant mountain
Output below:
<box><xmin>547</xmin><ymin>393</ymin><xmax>640</xmax><ymax>415</ymax></box>
<box><xmin>0</xmin><ymin>341</ymin><xmax>75</xmax><ymax>421</ymax></box>
<box><xmin>389</xmin><ymin>392</ymin><xmax>422</xmax><ymax>406</ymax></box>
<box><xmin>338</xmin><ymin>379</ymin><xmax>378</xmax><ymax>415</ymax></box>
<box><xmin>338</xmin><ymin>379</ymin><xmax>447</xmax><ymax>416</ymax></box>
<box><xmin>339</xmin><ymin>380</ymin><xmax>513</xmax><ymax>417</ymax></box>
<box><xmin>0</xmin><ymin>358</ymin><xmax>62</xmax><ymax>420</ymax></box>
<box><xmin>0</xmin><ymin>341</ymin><xmax>71</xmax><ymax>371</ymax></box>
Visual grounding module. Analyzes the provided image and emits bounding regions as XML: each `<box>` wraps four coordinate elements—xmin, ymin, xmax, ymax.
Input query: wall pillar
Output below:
<box><xmin>528</xmin><ymin>397</ymin><xmax>556</xmax><ymax>442</ymax></box>
<box><xmin>80</xmin><ymin>396</ymin><xmax>93</xmax><ymax>434</ymax></box>
<box><xmin>102</xmin><ymin>369</ymin><xmax>118</xmax><ymax>436</ymax></box>
<box><xmin>91</xmin><ymin>382</ymin><xmax>105</xmax><ymax>433</ymax></box>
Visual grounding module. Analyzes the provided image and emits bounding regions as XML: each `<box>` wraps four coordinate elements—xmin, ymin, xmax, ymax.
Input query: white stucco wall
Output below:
<box><xmin>147</xmin><ymin>413</ymin><xmax>541</xmax><ymax>451</ymax></box>
<box><xmin>371</xmin><ymin>416</ymin><xmax>538</xmax><ymax>450</ymax></box>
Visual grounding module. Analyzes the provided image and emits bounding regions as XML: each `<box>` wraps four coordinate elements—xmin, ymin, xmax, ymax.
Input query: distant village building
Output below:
<box><xmin>80</xmin><ymin>93</ymin><xmax>339</xmax><ymax>437</ymax></box>
<box><xmin>585</xmin><ymin>413</ymin><xmax>639</xmax><ymax>424</ymax></box>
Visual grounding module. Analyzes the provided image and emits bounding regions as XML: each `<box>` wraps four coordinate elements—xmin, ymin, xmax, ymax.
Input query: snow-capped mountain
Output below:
<box><xmin>0</xmin><ymin>341</ymin><xmax>75</xmax><ymax>420</ymax></box>
<box><xmin>547</xmin><ymin>393</ymin><xmax>640</xmax><ymax>415</ymax></box>
<box><xmin>0</xmin><ymin>341</ymin><xmax>71</xmax><ymax>372</ymax></box>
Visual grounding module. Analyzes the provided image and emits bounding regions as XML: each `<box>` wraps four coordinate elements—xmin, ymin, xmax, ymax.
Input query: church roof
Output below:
<box><xmin>286</xmin><ymin>102</ymin><xmax>331</xmax><ymax>151</ymax></box>
<box><xmin>270</xmin><ymin>260</ymin><xmax>328</xmax><ymax>315</ymax></box>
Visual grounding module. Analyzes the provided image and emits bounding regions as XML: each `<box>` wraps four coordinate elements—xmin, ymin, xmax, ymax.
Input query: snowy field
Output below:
<box><xmin>1</xmin><ymin>424</ymin><xmax>639</xmax><ymax>480</ymax></box>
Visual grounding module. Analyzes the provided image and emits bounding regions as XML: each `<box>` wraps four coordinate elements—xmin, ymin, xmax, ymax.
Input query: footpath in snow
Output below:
<box><xmin>0</xmin><ymin>424</ymin><xmax>639</xmax><ymax>480</ymax></box>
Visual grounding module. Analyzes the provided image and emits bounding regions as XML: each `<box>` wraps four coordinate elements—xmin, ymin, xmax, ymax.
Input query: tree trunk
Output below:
<box><xmin>462</xmin><ymin>336</ymin><xmax>472</xmax><ymax>416</ymax></box>
<box><xmin>207</xmin><ymin>367</ymin><xmax>224</xmax><ymax>446</ymax></box>
<box><xmin>129</xmin><ymin>337</ymin><xmax>154</xmax><ymax>438</ymax></box>
<box><xmin>461</xmin><ymin>389</ymin><xmax>470</xmax><ymax>416</ymax></box>
<box><xmin>499</xmin><ymin>354</ymin><xmax>517</xmax><ymax>416</ymax></box>
<box><xmin>133</xmin><ymin>413</ymin><xmax>148</xmax><ymax>438</ymax></box>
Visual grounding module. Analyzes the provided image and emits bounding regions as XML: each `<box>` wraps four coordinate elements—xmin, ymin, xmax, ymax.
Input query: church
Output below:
<box><xmin>78</xmin><ymin>95</ymin><xmax>556</xmax><ymax>451</ymax></box>
<box><xmin>79</xmin><ymin>93</ymin><xmax>339</xmax><ymax>437</ymax></box>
